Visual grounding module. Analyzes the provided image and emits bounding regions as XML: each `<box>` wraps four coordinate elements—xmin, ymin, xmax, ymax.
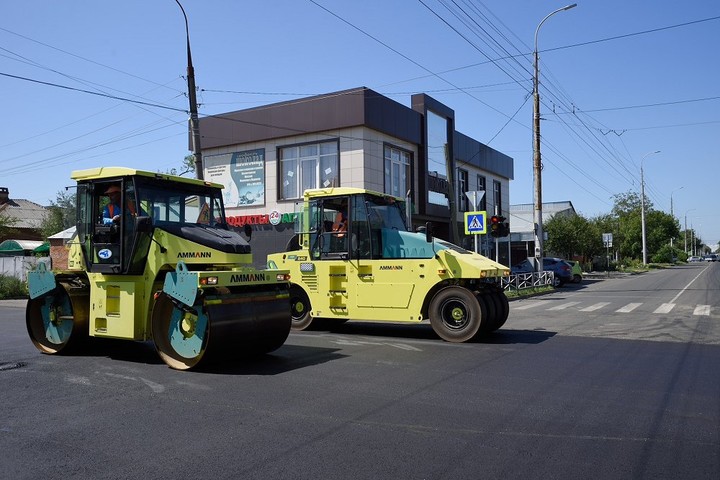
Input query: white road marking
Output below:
<box><xmin>548</xmin><ymin>302</ymin><xmax>581</xmax><ymax>311</ymax></box>
<box><xmin>670</xmin><ymin>266</ymin><xmax>710</xmax><ymax>303</ymax></box>
<box><xmin>513</xmin><ymin>301</ymin><xmax>544</xmax><ymax>310</ymax></box>
<box><xmin>616</xmin><ymin>303</ymin><xmax>642</xmax><ymax>313</ymax></box>
<box><xmin>579</xmin><ymin>302</ymin><xmax>610</xmax><ymax>312</ymax></box>
<box><xmin>654</xmin><ymin>303</ymin><xmax>675</xmax><ymax>314</ymax></box>
<box><xmin>693</xmin><ymin>305</ymin><xmax>711</xmax><ymax>316</ymax></box>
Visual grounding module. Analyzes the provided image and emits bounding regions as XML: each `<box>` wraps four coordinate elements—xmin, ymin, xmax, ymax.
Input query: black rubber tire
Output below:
<box><xmin>428</xmin><ymin>287</ymin><xmax>482</xmax><ymax>342</ymax></box>
<box><xmin>491</xmin><ymin>290</ymin><xmax>510</xmax><ymax>331</ymax></box>
<box><xmin>289</xmin><ymin>285</ymin><xmax>313</xmax><ymax>330</ymax></box>
<box><xmin>476</xmin><ymin>292</ymin><xmax>498</xmax><ymax>334</ymax></box>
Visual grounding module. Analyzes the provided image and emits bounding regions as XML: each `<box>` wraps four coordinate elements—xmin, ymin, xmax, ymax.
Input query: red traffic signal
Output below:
<box><xmin>490</xmin><ymin>215</ymin><xmax>508</xmax><ymax>238</ymax></box>
<box><xmin>490</xmin><ymin>215</ymin><xmax>502</xmax><ymax>237</ymax></box>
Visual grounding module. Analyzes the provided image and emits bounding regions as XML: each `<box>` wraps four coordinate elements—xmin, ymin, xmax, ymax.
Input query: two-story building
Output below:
<box><xmin>198</xmin><ymin>87</ymin><xmax>514</xmax><ymax>265</ymax></box>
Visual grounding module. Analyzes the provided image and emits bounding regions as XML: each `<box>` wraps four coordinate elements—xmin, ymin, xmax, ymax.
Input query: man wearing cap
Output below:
<box><xmin>101</xmin><ymin>185</ymin><xmax>137</xmax><ymax>225</ymax></box>
<box><xmin>102</xmin><ymin>185</ymin><xmax>122</xmax><ymax>224</ymax></box>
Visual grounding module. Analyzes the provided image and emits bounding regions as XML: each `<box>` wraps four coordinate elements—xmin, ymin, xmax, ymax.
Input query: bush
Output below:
<box><xmin>0</xmin><ymin>274</ymin><xmax>28</xmax><ymax>299</ymax></box>
<box><xmin>651</xmin><ymin>245</ymin><xmax>684</xmax><ymax>264</ymax></box>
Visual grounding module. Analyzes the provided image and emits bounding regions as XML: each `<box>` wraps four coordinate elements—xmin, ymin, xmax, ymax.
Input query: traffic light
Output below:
<box><xmin>490</xmin><ymin>215</ymin><xmax>508</xmax><ymax>238</ymax></box>
<box><xmin>490</xmin><ymin>215</ymin><xmax>502</xmax><ymax>238</ymax></box>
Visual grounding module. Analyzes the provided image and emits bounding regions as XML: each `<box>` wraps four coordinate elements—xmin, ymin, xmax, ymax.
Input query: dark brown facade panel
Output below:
<box><xmin>200</xmin><ymin>87</ymin><xmax>425</xmax><ymax>151</ymax></box>
<box><xmin>454</xmin><ymin>131</ymin><xmax>514</xmax><ymax>180</ymax></box>
<box><xmin>200</xmin><ymin>87</ymin><xmax>369</xmax><ymax>150</ymax></box>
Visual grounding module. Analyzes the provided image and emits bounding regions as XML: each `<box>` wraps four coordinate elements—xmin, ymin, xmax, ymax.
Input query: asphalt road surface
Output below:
<box><xmin>1</xmin><ymin>263</ymin><xmax>719</xmax><ymax>479</ymax></box>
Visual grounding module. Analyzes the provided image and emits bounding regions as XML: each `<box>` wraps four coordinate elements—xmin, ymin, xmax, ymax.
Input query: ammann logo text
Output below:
<box><xmin>379</xmin><ymin>265</ymin><xmax>403</xmax><ymax>270</ymax></box>
<box><xmin>231</xmin><ymin>273</ymin><xmax>268</xmax><ymax>282</ymax></box>
<box><xmin>177</xmin><ymin>252</ymin><xmax>212</xmax><ymax>259</ymax></box>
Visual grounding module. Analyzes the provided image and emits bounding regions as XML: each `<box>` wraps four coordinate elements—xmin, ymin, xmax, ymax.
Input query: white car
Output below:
<box><xmin>688</xmin><ymin>256</ymin><xmax>702</xmax><ymax>262</ymax></box>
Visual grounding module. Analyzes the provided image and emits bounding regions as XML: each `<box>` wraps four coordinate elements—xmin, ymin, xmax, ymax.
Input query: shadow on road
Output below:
<box><xmin>57</xmin><ymin>336</ymin><xmax>347</xmax><ymax>375</ymax></box>
<box><xmin>308</xmin><ymin>321</ymin><xmax>557</xmax><ymax>345</ymax></box>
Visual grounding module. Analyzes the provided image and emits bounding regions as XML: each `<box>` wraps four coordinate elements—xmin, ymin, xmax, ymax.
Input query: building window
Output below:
<box><xmin>384</xmin><ymin>145</ymin><xmax>411</xmax><ymax>199</ymax></box>
<box><xmin>279</xmin><ymin>140</ymin><xmax>339</xmax><ymax>200</ymax></box>
<box><xmin>427</xmin><ymin>111</ymin><xmax>449</xmax><ymax>206</ymax></box>
<box><xmin>457</xmin><ymin>168</ymin><xmax>469</xmax><ymax>212</ymax></box>
<box><xmin>477</xmin><ymin>175</ymin><xmax>487</xmax><ymax>211</ymax></box>
<box><xmin>493</xmin><ymin>180</ymin><xmax>502</xmax><ymax>215</ymax></box>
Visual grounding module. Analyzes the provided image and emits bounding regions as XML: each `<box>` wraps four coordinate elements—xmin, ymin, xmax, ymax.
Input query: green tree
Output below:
<box><xmin>608</xmin><ymin>190</ymin><xmax>681</xmax><ymax>261</ymax></box>
<box><xmin>40</xmin><ymin>190</ymin><xmax>76</xmax><ymax>239</ymax></box>
<box><xmin>0</xmin><ymin>211</ymin><xmax>18</xmax><ymax>238</ymax></box>
<box><xmin>645</xmin><ymin>210</ymin><xmax>680</xmax><ymax>257</ymax></box>
<box><xmin>611</xmin><ymin>191</ymin><xmax>651</xmax><ymax>217</ymax></box>
<box><xmin>166</xmin><ymin>155</ymin><xmax>196</xmax><ymax>176</ymax></box>
<box><xmin>544</xmin><ymin>213</ymin><xmax>602</xmax><ymax>262</ymax></box>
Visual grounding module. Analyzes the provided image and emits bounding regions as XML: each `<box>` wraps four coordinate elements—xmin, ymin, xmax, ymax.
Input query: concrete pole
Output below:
<box><xmin>176</xmin><ymin>0</ymin><xmax>203</xmax><ymax>180</ymax></box>
<box><xmin>532</xmin><ymin>4</ymin><xmax>577</xmax><ymax>271</ymax></box>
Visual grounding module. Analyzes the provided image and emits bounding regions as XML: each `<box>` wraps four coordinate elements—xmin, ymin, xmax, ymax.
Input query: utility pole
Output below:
<box><xmin>640</xmin><ymin>150</ymin><xmax>660</xmax><ymax>264</ymax></box>
<box><xmin>532</xmin><ymin>3</ymin><xmax>577</xmax><ymax>270</ymax></box>
<box><xmin>684</xmin><ymin>209</ymin><xmax>695</xmax><ymax>254</ymax></box>
<box><xmin>175</xmin><ymin>0</ymin><xmax>203</xmax><ymax>180</ymax></box>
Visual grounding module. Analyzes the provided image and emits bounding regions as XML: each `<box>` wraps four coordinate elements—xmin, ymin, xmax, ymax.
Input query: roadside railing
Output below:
<box><xmin>502</xmin><ymin>271</ymin><xmax>555</xmax><ymax>292</ymax></box>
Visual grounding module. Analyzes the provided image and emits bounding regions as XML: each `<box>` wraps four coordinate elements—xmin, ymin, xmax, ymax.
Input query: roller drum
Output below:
<box><xmin>151</xmin><ymin>288</ymin><xmax>290</xmax><ymax>370</ymax></box>
<box><xmin>26</xmin><ymin>281</ymin><xmax>90</xmax><ymax>354</ymax></box>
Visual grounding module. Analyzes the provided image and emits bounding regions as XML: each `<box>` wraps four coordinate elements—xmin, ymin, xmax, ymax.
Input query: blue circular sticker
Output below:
<box><xmin>98</xmin><ymin>248</ymin><xmax>113</xmax><ymax>259</ymax></box>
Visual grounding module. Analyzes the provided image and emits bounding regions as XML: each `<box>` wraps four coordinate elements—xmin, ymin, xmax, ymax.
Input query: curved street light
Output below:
<box><xmin>175</xmin><ymin>0</ymin><xmax>203</xmax><ymax>180</ymax></box>
<box><xmin>684</xmin><ymin>208</ymin><xmax>696</xmax><ymax>254</ymax></box>
<box><xmin>532</xmin><ymin>3</ymin><xmax>577</xmax><ymax>271</ymax></box>
<box><xmin>669</xmin><ymin>186</ymin><xmax>683</xmax><ymax>247</ymax></box>
<box><xmin>640</xmin><ymin>150</ymin><xmax>660</xmax><ymax>265</ymax></box>
<box><xmin>670</xmin><ymin>186</ymin><xmax>683</xmax><ymax>218</ymax></box>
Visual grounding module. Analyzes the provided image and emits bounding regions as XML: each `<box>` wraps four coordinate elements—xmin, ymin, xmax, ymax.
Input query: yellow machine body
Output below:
<box><xmin>267</xmin><ymin>187</ymin><xmax>510</xmax><ymax>342</ymax></box>
<box><xmin>27</xmin><ymin>167</ymin><xmax>290</xmax><ymax>369</ymax></box>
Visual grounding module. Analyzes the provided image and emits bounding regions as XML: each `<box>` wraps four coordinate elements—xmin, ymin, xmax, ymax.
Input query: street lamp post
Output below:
<box><xmin>684</xmin><ymin>208</ymin><xmax>695</xmax><ymax>254</ymax></box>
<box><xmin>670</xmin><ymin>186</ymin><xmax>683</xmax><ymax>218</ymax></box>
<box><xmin>175</xmin><ymin>0</ymin><xmax>203</xmax><ymax>180</ymax></box>
<box><xmin>669</xmin><ymin>186</ymin><xmax>683</xmax><ymax>247</ymax></box>
<box><xmin>640</xmin><ymin>150</ymin><xmax>660</xmax><ymax>265</ymax></box>
<box><xmin>532</xmin><ymin>3</ymin><xmax>577</xmax><ymax>270</ymax></box>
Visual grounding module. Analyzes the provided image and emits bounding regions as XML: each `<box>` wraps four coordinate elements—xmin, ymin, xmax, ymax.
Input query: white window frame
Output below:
<box><xmin>383</xmin><ymin>144</ymin><xmax>411</xmax><ymax>199</ymax></box>
<box><xmin>279</xmin><ymin>140</ymin><xmax>339</xmax><ymax>200</ymax></box>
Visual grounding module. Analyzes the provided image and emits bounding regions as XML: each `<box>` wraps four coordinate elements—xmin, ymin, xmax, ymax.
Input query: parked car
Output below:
<box><xmin>702</xmin><ymin>254</ymin><xmax>717</xmax><ymax>262</ymax></box>
<box><xmin>687</xmin><ymin>256</ymin><xmax>702</xmax><ymax>262</ymax></box>
<box><xmin>511</xmin><ymin>257</ymin><xmax>574</xmax><ymax>286</ymax></box>
<box><xmin>566</xmin><ymin>260</ymin><xmax>583</xmax><ymax>283</ymax></box>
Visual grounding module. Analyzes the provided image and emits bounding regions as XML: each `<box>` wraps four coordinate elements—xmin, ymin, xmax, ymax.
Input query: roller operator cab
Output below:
<box><xmin>26</xmin><ymin>167</ymin><xmax>291</xmax><ymax>370</ymax></box>
<box><xmin>266</xmin><ymin>188</ymin><xmax>511</xmax><ymax>342</ymax></box>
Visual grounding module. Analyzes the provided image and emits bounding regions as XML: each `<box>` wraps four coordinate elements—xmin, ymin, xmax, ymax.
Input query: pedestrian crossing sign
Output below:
<box><xmin>464</xmin><ymin>211</ymin><xmax>487</xmax><ymax>234</ymax></box>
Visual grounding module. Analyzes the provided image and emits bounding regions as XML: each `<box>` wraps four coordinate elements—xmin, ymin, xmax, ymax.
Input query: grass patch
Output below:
<box><xmin>505</xmin><ymin>285</ymin><xmax>554</xmax><ymax>298</ymax></box>
<box><xmin>0</xmin><ymin>274</ymin><xmax>28</xmax><ymax>299</ymax></box>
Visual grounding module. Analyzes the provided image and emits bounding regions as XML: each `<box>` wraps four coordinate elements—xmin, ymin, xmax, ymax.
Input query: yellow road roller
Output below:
<box><xmin>267</xmin><ymin>187</ymin><xmax>510</xmax><ymax>342</ymax></box>
<box><xmin>26</xmin><ymin>167</ymin><xmax>290</xmax><ymax>370</ymax></box>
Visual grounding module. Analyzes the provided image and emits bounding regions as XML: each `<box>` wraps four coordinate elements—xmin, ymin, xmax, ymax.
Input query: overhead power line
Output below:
<box><xmin>0</xmin><ymin>71</ymin><xmax>186</xmax><ymax>113</ymax></box>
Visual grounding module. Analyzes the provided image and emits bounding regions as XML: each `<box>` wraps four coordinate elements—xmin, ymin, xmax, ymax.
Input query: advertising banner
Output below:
<box><xmin>204</xmin><ymin>149</ymin><xmax>266</xmax><ymax>207</ymax></box>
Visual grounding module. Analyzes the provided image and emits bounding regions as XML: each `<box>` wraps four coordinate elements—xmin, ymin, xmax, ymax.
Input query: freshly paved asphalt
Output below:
<box><xmin>1</xmin><ymin>268</ymin><xmax>719</xmax><ymax>479</ymax></box>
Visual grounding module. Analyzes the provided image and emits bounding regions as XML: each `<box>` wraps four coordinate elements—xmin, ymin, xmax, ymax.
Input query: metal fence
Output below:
<box><xmin>502</xmin><ymin>271</ymin><xmax>555</xmax><ymax>292</ymax></box>
<box><xmin>0</xmin><ymin>256</ymin><xmax>48</xmax><ymax>282</ymax></box>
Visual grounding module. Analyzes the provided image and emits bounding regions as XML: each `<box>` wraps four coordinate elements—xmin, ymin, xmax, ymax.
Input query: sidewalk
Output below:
<box><xmin>0</xmin><ymin>298</ymin><xmax>28</xmax><ymax>308</ymax></box>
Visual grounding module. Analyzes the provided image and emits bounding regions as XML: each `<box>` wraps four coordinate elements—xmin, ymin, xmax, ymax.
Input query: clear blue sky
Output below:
<box><xmin>2</xmin><ymin>1</ymin><xmax>719</xmax><ymax>246</ymax></box>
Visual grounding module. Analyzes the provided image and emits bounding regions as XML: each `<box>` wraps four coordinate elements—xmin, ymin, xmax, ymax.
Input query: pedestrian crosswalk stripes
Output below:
<box><xmin>654</xmin><ymin>303</ymin><xmax>675</xmax><ymax>314</ymax></box>
<box><xmin>580</xmin><ymin>302</ymin><xmax>610</xmax><ymax>312</ymax></box>
<box><xmin>615</xmin><ymin>302</ymin><xmax>642</xmax><ymax>313</ymax></box>
<box><xmin>511</xmin><ymin>300</ymin><xmax>716</xmax><ymax>316</ymax></box>
<box><xmin>514</xmin><ymin>301</ymin><xmax>544</xmax><ymax>310</ymax></box>
<box><xmin>548</xmin><ymin>302</ymin><xmax>581</xmax><ymax>311</ymax></box>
